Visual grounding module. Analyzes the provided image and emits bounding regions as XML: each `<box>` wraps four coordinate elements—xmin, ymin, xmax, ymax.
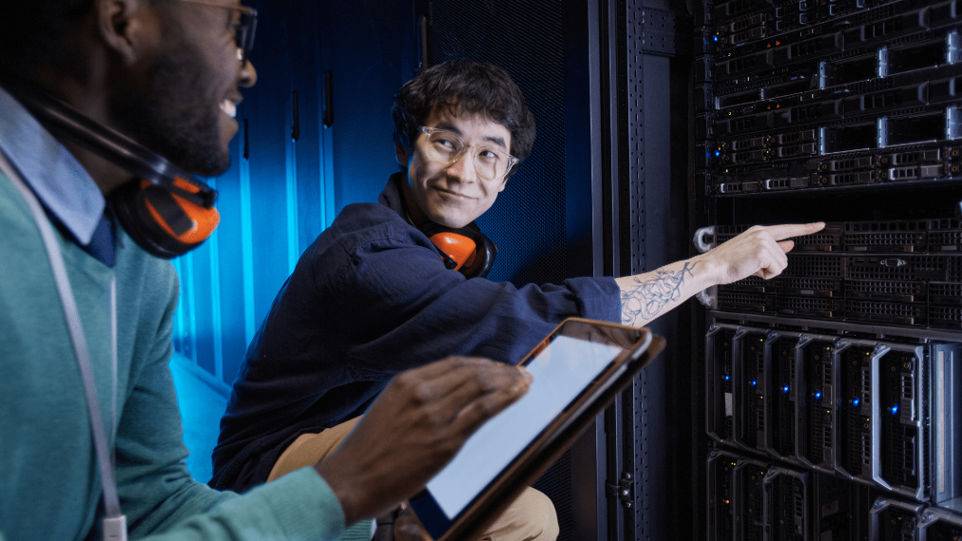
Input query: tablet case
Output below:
<box><xmin>434</xmin><ymin>327</ymin><xmax>666</xmax><ymax>540</ymax></box>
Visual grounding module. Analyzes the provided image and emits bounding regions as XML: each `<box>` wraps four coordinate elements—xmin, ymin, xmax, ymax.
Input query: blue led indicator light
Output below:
<box><xmin>814</xmin><ymin>391</ymin><xmax>823</xmax><ymax>400</ymax></box>
<box><xmin>781</xmin><ymin>385</ymin><xmax>790</xmax><ymax>394</ymax></box>
<box><xmin>750</xmin><ymin>379</ymin><xmax>758</xmax><ymax>387</ymax></box>
<box><xmin>713</xmin><ymin>35</ymin><xmax>720</xmax><ymax>42</ymax></box>
<box><xmin>714</xmin><ymin>150</ymin><xmax>722</xmax><ymax>157</ymax></box>
<box><xmin>890</xmin><ymin>405</ymin><xmax>899</xmax><ymax>415</ymax></box>
<box><xmin>723</xmin><ymin>374</ymin><xmax>732</xmax><ymax>382</ymax></box>
<box><xmin>852</xmin><ymin>398</ymin><xmax>860</xmax><ymax>407</ymax></box>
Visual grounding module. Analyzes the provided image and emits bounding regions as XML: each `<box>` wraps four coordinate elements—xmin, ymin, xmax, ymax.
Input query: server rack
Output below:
<box><xmin>695</xmin><ymin>1</ymin><xmax>962</xmax><ymax>539</ymax></box>
<box><xmin>411</xmin><ymin>1</ymin><xmax>962</xmax><ymax>538</ymax></box>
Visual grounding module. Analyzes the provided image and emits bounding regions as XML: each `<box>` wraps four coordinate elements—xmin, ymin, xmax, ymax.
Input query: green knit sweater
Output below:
<box><xmin>0</xmin><ymin>170</ymin><xmax>345</xmax><ymax>540</ymax></box>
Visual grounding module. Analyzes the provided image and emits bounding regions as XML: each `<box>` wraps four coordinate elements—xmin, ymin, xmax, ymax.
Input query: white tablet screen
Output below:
<box><xmin>425</xmin><ymin>334</ymin><xmax>623</xmax><ymax>518</ymax></box>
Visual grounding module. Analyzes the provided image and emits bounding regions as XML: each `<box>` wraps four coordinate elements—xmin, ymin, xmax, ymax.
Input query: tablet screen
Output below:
<box><xmin>423</xmin><ymin>333</ymin><xmax>625</xmax><ymax>519</ymax></box>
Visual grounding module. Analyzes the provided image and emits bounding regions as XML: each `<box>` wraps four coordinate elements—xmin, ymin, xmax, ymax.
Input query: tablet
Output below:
<box><xmin>410</xmin><ymin>318</ymin><xmax>665</xmax><ymax>540</ymax></box>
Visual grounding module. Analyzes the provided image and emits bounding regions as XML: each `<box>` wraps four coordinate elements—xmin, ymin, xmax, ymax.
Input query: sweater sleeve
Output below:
<box><xmin>140</xmin><ymin>469</ymin><xmax>345</xmax><ymax>541</ymax></box>
<box><xmin>329</xmin><ymin>231</ymin><xmax>622</xmax><ymax>377</ymax></box>
<box><xmin>115</xmin><ymin>272</ymin><xmax>345</xmax><ymax>540</ymax></box>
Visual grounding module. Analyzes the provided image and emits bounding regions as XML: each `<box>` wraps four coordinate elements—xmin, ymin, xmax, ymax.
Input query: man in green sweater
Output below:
<box><xmin>0</xmin><ymin>1</ymin><xmax>530</xmax><ymax>539</ymax></box>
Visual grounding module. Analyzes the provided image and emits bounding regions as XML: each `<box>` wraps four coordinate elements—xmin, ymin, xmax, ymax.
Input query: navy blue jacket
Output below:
<box><xmin>211</xmin><ymin>174</ymin><xmax>621</xmax><ymax>491</ymax></box>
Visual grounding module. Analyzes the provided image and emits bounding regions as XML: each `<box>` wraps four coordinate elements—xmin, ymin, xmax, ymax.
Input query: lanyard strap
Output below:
<box><xmin>0</xmin><ymin>151</ymin><xmax>125</xmax><ymax>537</ymax></box>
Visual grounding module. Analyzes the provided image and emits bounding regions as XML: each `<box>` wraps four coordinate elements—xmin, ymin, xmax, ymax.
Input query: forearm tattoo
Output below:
<box><xmin>620</xmin><ymin>261</ymin><xmax>696</xmax><ymax>326</ymax></box>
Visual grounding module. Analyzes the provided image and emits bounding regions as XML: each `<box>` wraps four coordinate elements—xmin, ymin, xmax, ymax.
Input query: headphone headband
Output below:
<box><xmin>12</xmin><ymin>86</ymin><xmax>220</xmax><ymax>259</ymax></box>
<box><xmin>15</xmin><ymin>89</ymin><xmax>216</xmax><ymax>208</ymax></box>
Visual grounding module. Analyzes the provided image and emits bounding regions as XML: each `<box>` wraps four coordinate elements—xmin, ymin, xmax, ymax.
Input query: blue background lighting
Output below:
<box><xmin>166</xmin><ymin>0</ymin><xmax>598</xmax><ymax>489</ymax></box>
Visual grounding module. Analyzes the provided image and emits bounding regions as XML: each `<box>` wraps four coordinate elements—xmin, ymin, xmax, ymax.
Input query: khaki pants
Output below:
<box><xmin>269</xmin><ymin>418</ymin><xmax>559</xmax><ymax>541</ymax></box>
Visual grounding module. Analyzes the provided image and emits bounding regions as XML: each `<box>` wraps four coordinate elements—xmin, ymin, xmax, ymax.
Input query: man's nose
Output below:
<box><xmin>446</xmin><ymin>151</ymin><xmax>478</xmax><ymax>183</ymax></box>
<box><xmin>240</xmin><ymin>59</ymin><xmax>258</xmax><ymax>88</ymax></box>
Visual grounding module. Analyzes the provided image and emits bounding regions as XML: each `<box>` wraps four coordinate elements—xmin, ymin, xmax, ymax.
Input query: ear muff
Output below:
<box><xmin>110</xmin><ymin>178</ymin><xmax>220</xmax><ymax>259</ymax></box>
<box><xmin>421</xmin><ymin>222</ymin><xmax>497</xmax><ymax>279</ymax></box>
<box><xmin>430</xmin><ymin>231</ymin><xmax>478</xmax><ymax>271</ymax></box>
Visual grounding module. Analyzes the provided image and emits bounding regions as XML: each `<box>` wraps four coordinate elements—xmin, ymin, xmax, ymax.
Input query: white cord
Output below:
<box><xmin>0</xmin><ymin>151</ymin><xmax>126</xmax><ymax>541</ymax></box>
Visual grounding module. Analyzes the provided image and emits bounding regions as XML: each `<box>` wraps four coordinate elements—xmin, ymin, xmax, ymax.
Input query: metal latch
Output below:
<box><xmin>607</xmin><ymin>472</ymin><xmax>635</xmax><ymax>510</ymax></box>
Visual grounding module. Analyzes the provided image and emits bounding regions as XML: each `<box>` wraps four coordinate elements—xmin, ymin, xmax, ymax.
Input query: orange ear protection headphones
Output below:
<box><xmin>420</xmin><ymin>221</ymin><xmax>497</xmax><ymax>279</ymax></box>
<box><xmin>16</xmin><ymin>88</ymin><xmax>220</xmax><ymax>259</ymax></box>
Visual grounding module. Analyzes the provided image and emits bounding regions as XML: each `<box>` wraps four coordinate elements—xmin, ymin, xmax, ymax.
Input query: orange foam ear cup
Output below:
<box><xmin>429</xmin><ymin>231</ymin><xmax>479</xmax><ymax>272</ymax></box>
<box><xmin>141</xmin><ymin>179</ymin><xmax>220</xmax><ymax>246</ymax></box>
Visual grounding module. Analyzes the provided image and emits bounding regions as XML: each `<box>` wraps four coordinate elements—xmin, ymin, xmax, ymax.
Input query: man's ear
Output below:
<box><xmin>395</xmin><ymin>143</ymin><xmax>409</xmax><ymax>168</ymax></box>
<box><xmin>95</xmin><ymin>0</ymin><xmax>152</xmax><ymax>66</ymax></box>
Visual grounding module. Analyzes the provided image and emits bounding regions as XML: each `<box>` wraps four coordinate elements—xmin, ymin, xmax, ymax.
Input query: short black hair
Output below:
<box><xmin>392</xmin><ymin>60</ymin><xmax>537</xmax><ymax>163</ymax></box>
<box><xmin>0</xmin><ymin>1</ymin><xmax>93</xmax><ymax>80</ymax></box>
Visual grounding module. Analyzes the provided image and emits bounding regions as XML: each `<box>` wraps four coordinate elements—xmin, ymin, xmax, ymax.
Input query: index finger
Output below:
<box><xmin>432</xmin><ymin>362</ymin><xmax>531</xmax><ymax>415</ymax></box>
<box><xmin>761</xmin><ymin>222</ymin><xmax>825</xmax><ymax>240</ymax></box>
<box><xmin>451</xmin><ymin>382</ymin><xmax>530</xmax><ymax>438</ymax></box>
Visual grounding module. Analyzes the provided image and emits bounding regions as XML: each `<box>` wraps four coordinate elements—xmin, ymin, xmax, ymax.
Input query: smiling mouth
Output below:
<box><xmin>220</xmin><ymin>99</ymin><xmax>238</xmax><ymax>119</ymax></box>
<box><xmin>433</xmin><ymin>187</ymin><xmax>477</xmax><ymax>200</ymax></box>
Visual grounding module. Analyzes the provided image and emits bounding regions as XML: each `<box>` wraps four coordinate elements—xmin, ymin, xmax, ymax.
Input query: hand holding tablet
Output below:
<box><xmin>316</xmin><ymin>357</ymin><xmax>532</xmax><ymax>524</ymax></box>
<box><xmin>410</xmin><ymin>318</ymin><xmax>665</xmax><ymax>540</ymax></box>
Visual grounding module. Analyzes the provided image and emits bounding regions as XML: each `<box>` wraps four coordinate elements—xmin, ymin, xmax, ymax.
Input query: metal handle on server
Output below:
<box><xmin>693</xmin><ymin>225</ymin><xmax>716</xmax><ymax>253</ymax></box>
<box><xmin>693</xmin><ymin>226</ymin><xmax>717</xmax><ymax>308</ymax></box>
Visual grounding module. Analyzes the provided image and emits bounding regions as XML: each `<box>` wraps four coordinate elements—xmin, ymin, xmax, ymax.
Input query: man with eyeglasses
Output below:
<box><xmin>0</xmin><ymin>2</ymin><xmax>534</xmax><ymax>540</ymax></box>
<box><xmin>213</xmin><ymin>60</ymin><xmax>823</xmax><ymax>538</ymax></box>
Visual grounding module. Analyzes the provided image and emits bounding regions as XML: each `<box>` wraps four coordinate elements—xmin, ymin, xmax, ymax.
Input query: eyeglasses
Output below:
<box><xmin>418</xmin><ymin>126</ymin><xmax>519</xmax><ymax>183</ymax></box>
<box><xmin>178</xmin><ymin>0</ymin><xmax>258</xmax><ymax>64</ymax></box>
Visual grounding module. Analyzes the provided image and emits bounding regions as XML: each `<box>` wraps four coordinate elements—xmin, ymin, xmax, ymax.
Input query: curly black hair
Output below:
<box><xmin>392</xmin><ymin>60</ymin><xmax>537</xmax><ymax>163</ymax></box>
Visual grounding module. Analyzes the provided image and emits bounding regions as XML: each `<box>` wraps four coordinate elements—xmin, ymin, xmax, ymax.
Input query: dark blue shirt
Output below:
<box><xmin>211</xmin><ymin>174</ymin><xmax>621</xmax><ymax>491</ymax></box>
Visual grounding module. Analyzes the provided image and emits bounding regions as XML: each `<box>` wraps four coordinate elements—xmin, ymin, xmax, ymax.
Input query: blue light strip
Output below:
<box><xmin>239</xmin><ymin>141</ymin><xmax>256</xmax><ymax>346</ymax></box>
<box><xmin>286</xmin><ymin>117</ymin><xmax>300</xmax><ymax>273</ymax></box>
<box><xmin>314</xmin><ymin>32</ymin><xmax>335</xmax><ymax>230</ymax></box>
<box><xmin>206</xmin><ymin>178</ymin><xmax>224</xmax><ymax>381</ymax></box>
<box><xmin>320</xmin><ymin>124</ymin><xmax>335</xmax><ymax>229</ymax></box>
<box><xmin>183</xmin><ymin>251</ymin><xmax>198</xmax><ymax>364</ymax></box>
<box><xmin>171</xmin><ymin>258</ymin><xmax>185</xmax><ymax>352</ymax></box>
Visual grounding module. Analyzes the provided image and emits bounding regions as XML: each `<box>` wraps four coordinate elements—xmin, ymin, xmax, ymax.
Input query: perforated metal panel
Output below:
<box><xmin>428</xmin><ymin>0</ymin><xmax>573</xmax><ymax>285</ymax></box>
<box><xmin>624</xmin><ymin>2</ymin><xmax>690</xmax><ymax>540</ymax></box>
<box><xmin>626</xmin><ymin>2</ymin><xmax>650</xmax><ymax>539</ymax></box>
<box><xmin>427</xmin><ymin>1</ymin><xmax>591</xmax><ymax>538</ymax></box>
